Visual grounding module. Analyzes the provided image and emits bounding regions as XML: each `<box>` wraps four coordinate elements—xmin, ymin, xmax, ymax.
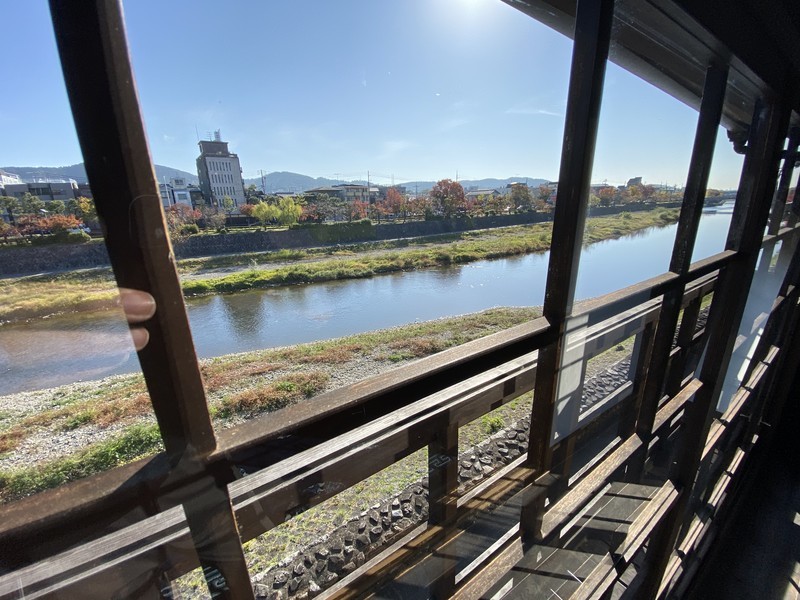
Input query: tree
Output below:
<box><xmin>310</xmin><ymin>194</ymin><xmax>348</xmax><ymax>222</ymax></box>
<box><xmin>251</xmin><ymin>202</ymin><xmax>280</xmax><ymax>229</ymax></box>
<box><xmin>244</xmin><ymin>184</ymin><xmax>263</xmax><ymax>203</ymax></box>
<box><xmin>19</xmin><ymin>193</ymin><xmax>44</xmax><ymax>216</ymax></box>
<box><xmin>348</xmin><ymin>200</ymin><xmax>368</xmax><ymax>222</ymax></box>
<box><xmin>45</xmin><ymin>200</ymin><xmax>66</xmax><ymax>215</ymax></box>
<box><xmin>623</xmin><ymin>184</ymin><xmax>643</xmax><ymax>204</ymax></box>
<box><xmin>369</xmin><ymin>199</ymin><xmax>390</xmax><ymax>223</ymax></box>
<box><xmin>221</xmin><ymin>195</ymin><xmax>236</xmax><ymax>216</ymax></box>
<box><xmin>430</xmin><ymin>179</ymin><xmax>465</xmax><ymax>218</ymax></box>
<box><xmin>0</xmin><ymin>196</ymin><xmax>19</xmax><ymax>225</ymax></box>
<box><xmin>536</xmin><ymin>185</ymin><xmax>552</xmax><ymax>205</ymax></box>
<box><xmin>239</xmin><ymin>203</ymin><xmax>256</xmax><ymax>217</ymax></box>
<box><xmin>510</xmin><ymin>185</ymin><xmax>534</xmax><ymax>212</ymax></box>
<box><xmin>199</xmin><ymin>205</ymin><xmax>227</xmax><ymax>231</ymax></box>
<box><xmin>485</xmin><ymin>194</ymin><xmax>508</xmax><ymax>215</ymax></box>
<box><xmin>385</xmin><ymin>188</ymin><xmax>406</xmax><ymax>221</ymax></box>
<box><xmin>165</xmin><ymin>204</ymin><xmax>201</xmax><ymax>237</ymax></box>
<box><xmin>69</xmin><ymin>196</ymin><xmax>97</xmax><ymax>224</ymax></box>
<box><xmin>0</xmin><ymin>219</ymin><xmax>17</xmax><ymax>243</ymax></box>
<box><xmin>300</xmin><ymin>203</ymin><xmax>324</xmax><ymax>223</ymax></box>
<box><xmin>598</xmin><ymin>186</ymin><xmax>617</xmax><ymax>207</ymax></box>
<box><xmin>277</xmin><ymin>196</ymin><xmax>303</xmax><ymax>225</ymax></box>
<box><xmin>406</xmin><ymin>196</ymin><xmax>430</xmax><ymax>220</ymax></box>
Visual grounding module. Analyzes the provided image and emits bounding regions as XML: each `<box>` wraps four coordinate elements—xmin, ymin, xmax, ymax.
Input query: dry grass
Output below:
<box><xmin>217</xmin><ymin>372</ymin><xmax>330</xmax><ymax>417</ymax></box>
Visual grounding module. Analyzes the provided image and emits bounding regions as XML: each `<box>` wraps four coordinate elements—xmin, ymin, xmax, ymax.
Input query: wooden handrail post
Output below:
<box><xmin>521</xmin><ymin>0</ymin><xmax>615</xmax><ymax>542</ymax></box>
<box><xmin>638</xmin><ymin>93</ymin><xmax>792</xmax><ymax>599</ymax></box>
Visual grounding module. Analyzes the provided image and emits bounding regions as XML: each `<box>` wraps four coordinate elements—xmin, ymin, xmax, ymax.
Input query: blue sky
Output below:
<box><xmin>2</xmin><ymin>0</ymin><xmax>743</xmax><ymax>188</ymax></box>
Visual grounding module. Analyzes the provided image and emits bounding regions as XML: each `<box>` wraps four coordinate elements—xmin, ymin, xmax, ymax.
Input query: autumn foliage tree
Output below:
<box><xmin>598</xmin><ymin>186</ymin><xmax>618</xmax><ymax>207</ymax></box>
<box><xmin>430</xmin><ymin>179</ymin><xmax>466</xmax><ymax>218</ymax></box>
<box><xmin>348</xmin><ymin>200</ymin><xmax>369</xmax><ymax>222</ymax></box>
<box><xmin>165</xmin><ymin>204</ymin><xmax>202</xmax><ymax>237</ymax></box>
<box><xmin>384</xmin><ymin>187</ymin><xmax>406</xmax><ymax>221</ymax></box>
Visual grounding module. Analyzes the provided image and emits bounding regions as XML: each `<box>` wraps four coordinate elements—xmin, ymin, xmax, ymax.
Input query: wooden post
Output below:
<box><xmin>521</xmin><ymin>0</ymin><xmax>615</xmax><ymax>541</ymax></box>
<box><xmin>48</xmin><ymin>1</ymin><xmax>254</xmax><ymax>597</ymax></box>
<box><xmin>638</xmin><ymin>95</ymin><xmax>792</xmax><ymax>599</ymax></box>
<box><xmin>627</xmin><ymin>64</ymin><xmax>728</xmax><ymax>478</ymax></box>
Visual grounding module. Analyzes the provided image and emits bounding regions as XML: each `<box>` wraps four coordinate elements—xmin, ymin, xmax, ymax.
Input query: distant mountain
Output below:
<box><xmin>243</xmin><ymin>172</ymin><xmax>549</xmax><ymax>194</ymax></box>
<box><xmin>3</xmin><ymin>164</ymin><xmax>547</xmax><ymax>195</ymax></box>
<box><xmin>243</xmin><ymin>171</ymin><xmax>343</xmax><ymax>193</ymax></box>
<box><xmin>1</xmin><ymin>163</ymin><xmax>198</xmax><ymax>185</ymax></box>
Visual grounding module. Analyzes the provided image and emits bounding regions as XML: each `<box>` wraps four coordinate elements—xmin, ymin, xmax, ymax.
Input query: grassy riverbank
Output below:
<box><xmin>0</xmin><ymin>208</ymin><xmax>678</xmax><ymax>323</ymax></box>
<box><xmin>0</xmin><ymin>307</ymin><xmax>541</xmax><ymax>504</ymax></box>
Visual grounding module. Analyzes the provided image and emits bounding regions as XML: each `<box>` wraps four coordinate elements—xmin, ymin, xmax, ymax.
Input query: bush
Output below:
<box><xmin>29</xmin><ymin>230</ymin><xmax>91</xmax><ymax>245</ymax></box>
<box><xmin>180</xmin><ymin>224</ymin><xmax>200</xmax><ymax>236</ymax></box>
<box><xmin>481</xmin><ymin>415</ymin><xmax>505</xmax><ymax>435</ymax></box>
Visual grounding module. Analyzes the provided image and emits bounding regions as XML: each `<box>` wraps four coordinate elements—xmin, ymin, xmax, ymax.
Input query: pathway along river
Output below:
<box><xmin>1</xmin><ymin>207</ymin><xmax>735</xmax><ymax>395</ymax></box>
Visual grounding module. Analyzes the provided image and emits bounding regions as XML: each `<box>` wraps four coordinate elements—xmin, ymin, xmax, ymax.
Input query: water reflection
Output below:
<box><xmin>1</xmin><ymin>211</ymin><xmax>734</xmax><ymax>394</ymax></box>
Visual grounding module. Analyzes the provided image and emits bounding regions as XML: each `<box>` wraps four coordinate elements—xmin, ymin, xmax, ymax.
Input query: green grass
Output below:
<box><xmin>0</xmin><ymin>424</ymin><xmax>162</xmax><ymax>503</ymax></box>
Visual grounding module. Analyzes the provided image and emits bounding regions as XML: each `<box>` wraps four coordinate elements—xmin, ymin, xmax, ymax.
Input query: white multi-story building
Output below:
<box><xmin>0</xmin><ymin>169</ymin><xmax>23</xmax><ymax>188</ymax></box>
<box><xmin>159</xmin><ymin>177</ymin><xmax>198</xmax><ymax>209</ymax></box>
<box><xmin>196</xmin><ymin>130</ymin><xmax>246</xmax><ymax>211</ymax></box>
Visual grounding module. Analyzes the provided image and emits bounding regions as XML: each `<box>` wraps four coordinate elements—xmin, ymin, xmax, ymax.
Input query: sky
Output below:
<box><xmin>2</xmin><ymin>0</ymin><xmax>743</xmax><ymax>189</ymax></box>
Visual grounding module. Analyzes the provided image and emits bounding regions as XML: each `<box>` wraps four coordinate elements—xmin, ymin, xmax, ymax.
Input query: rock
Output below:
<box><xmin>328</xmin><ymin>535</ymin><xmax>344</xmax><ymax>553</ymax></box>
<box><xmin>293</xmin><ymin>563</ymin><xmax>306</xmax><ymax>577</ymax></box>
<box><xmin>482</xmin><ymin>465</ymin><xmax>494</xmax><ymax>476</ymax></box>
<box><xmin>355</xmin><ymin>551</ymin><xmax>366</xmax><ymax>567</ymax></box>
<box><xmin>356</xmin><ymin>533</ymin><xmax>370</xmax><ymax>549</ymax></box>
<box><xmin>391</xmin><ymin>509</ymin><xmax>403</xmax><ymax>520</ymax></box>
<box><xmin>342</xmin><ymin>562</ymin><xmax>357</xmax><ymax>575</ymax></box>
<box><xmin>308</xmin><ymin>580</ymin><xmax>322</xmax><ymax>598</ymax></box>
<box><xmin>273</xmin><ymin>570</ymin><xmax>290</xmax><ymax>587</ymax></box>
<box><xmin>391</xmin><ymin>498</ymin><xmax>400</xmax><ymax>509</ymax></box>
<box><xmin>370</xmin><ymin>525</ymin><xmax>383</xmax><ymax>539</ymax></box>
<box><xmin>368</xmin><ymin>510</ymin><xmax>380</xmax><ymax>525</ymax></box>
<box><xmin>328</xmin><ymin>554</ymin><xmax>345</xmax><ymax>572</ymax></box>
<box><xmin>319</xmin><ymin>571</ymin><xmax>338</xmax><ymax>587</ymax></box>
<box><xmin>288</xmin><ymin>577</ymin><xmax>302</xmax><ymax>593</ymax></box>
<box><xmin>314</xmin><ymin>547</ymin><xmax>329</xmax><ymax>560</ymax></box>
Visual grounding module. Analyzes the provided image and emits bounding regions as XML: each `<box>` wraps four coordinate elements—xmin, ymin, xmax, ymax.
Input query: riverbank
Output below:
<box><xmin>0</xmin><ymin>307</ymin><xmax>545</xmax><ymax>503</ymax></box>
<box><xmin>0</xmin><ymin>208</ymin><xmax>678</xmax><ymax>324</ymax></box>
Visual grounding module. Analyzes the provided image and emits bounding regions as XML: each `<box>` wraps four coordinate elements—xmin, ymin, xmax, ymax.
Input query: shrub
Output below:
<box><xmin>481</xmin><ymin>415</ymin><xmax>505</xmax><ymax>435</ymax></box>
<box><xmin>180</xmin><ymin>223</ymin><xmax>200</xmax><ymax>236</ymax></box>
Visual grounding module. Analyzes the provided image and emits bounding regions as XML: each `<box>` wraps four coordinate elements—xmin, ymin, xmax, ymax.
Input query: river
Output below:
<box><xmin>0</xmin><ymin>207</ymin><xmax>734</xmax><ymax>395</ymax></box>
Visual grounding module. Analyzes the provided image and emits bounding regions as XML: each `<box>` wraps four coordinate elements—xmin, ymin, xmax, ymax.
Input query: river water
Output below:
<box><xmin>1</xmin><ymin>208</ymin><xmax>734</xmax><ymax>395</ymax></box>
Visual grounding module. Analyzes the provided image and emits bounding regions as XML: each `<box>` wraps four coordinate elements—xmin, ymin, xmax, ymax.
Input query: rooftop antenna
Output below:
<box><xmin>214</xmin><ymin>129</ymin><xmax>221</xmax><ymax>142</ymax></box>
<box><xmin>195</xmin><ymin>125</ymin><xmax>200</xmax><ymax>142</ymax></box>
